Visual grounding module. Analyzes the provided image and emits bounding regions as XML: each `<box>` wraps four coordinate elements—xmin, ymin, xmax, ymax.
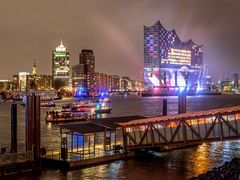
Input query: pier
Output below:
<box><xmin>41</xmin><ymin>116</ymin><xmax>145</xmax><ymax>169</ymax></box>
<box><xmin>40</xmin><ymin>105</ymin><xmax>240</xmax><ymax>170</ymax></box>
<box><xmin>0</xmin><ymin>94</ymin><xmax>41</xmax><ymax>177</ymax></box>
<box><xmin>118</xmin><ymin>106</ymin><xmax>240</xmax><ymax>150</ymax></box>
<box><xmin>0</xmin><ymin>147</ymin><xmax>39</xmax><ymax>177</ymax></box>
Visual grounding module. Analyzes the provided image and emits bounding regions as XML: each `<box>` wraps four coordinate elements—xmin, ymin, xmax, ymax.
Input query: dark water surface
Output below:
<box><xmin>1</xmin><ymin>94</ymin><xmax>240</xmax><ymax>179</ymax></box>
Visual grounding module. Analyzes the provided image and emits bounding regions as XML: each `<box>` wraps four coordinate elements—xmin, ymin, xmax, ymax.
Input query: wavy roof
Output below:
<box><xmin>144</xmin><ymin>20</ymin><xmax>202</xmax><ymax>47</ymax></box>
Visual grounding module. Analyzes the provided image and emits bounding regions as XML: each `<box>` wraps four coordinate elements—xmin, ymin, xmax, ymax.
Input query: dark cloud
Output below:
<box><xmin>0</xmin><ymin>0</ymin><xmax>239</xmax><ymax>81</ymax></box>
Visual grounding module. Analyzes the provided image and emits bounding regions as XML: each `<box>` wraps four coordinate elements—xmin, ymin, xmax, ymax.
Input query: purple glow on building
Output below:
<box><xmin>144</xmin><ymin>20</ymin><xmax>203</xmax><ymax>90</ymax></box>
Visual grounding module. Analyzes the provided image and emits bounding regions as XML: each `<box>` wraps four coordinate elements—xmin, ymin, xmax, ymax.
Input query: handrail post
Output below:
<box><xmin>218</xmin><ymin>114</ymin><xmax>224</xmax><ymax>140</ymax></box>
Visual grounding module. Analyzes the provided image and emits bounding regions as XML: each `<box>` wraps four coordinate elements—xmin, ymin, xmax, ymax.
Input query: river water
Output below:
<box><xmin>1</xmin><ymin>94</ymin><xmax>240</xmax><ymax>179</ymax></box>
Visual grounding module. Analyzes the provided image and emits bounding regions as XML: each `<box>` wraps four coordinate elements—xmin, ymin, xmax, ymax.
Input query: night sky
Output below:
<box><xmin>0</xmin><ymin>0</ymin><xmax>239</xmax><ymax>81</ymax></box>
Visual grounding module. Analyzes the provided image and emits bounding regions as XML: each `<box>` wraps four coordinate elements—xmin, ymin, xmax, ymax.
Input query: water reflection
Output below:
<box><xmin>1</xmin><ymin>95</ymin><xmax>240</xmax><ymax>179</ymax></box>
<box><xmin>191</xmin><ymin>143</ymin><xmax>211</xmax><ymax>176</ymax></box>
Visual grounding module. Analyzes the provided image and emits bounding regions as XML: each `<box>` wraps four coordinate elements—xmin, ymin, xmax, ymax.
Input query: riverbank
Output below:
<box><xmin>191</xmin><ymin>157</ymin><xmax>240</xmax><ymax>179</ymax></box>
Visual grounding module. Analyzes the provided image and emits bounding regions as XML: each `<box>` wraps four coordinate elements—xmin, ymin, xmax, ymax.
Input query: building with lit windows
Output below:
<box><xmin>13</xmin><ymin>61</ymin><xmax>52</xmax><ymax>91</ymax></box>
<box><xmin>120</xmin><ymin>76</ymin><xmax>132</xmax><ymax>91</ymax></box>
<box><xmin>18</xmin><ymin>72</ymin><xmax>30</xmax><ymax>91</ymax></box>
<box><xmin>93</xmin><ymin>72</ymin><xmax>109</xmax><ymax>95</ymax></box>
<box><xmin>144</xmin><ymin>20</ymin><xmax>203</xmax><ymax>90</ymax></box>
<box><xmin>52</xmin><ymin>41</ymin><xmax>70</xmax><ymax>90</ymax></box>
<box><xmin>79</xmin><ymin>49</ymin><xmax>95</xmax><ymax>95</ymax></box>
<box><xmin>233</xmin><ymin>73</ymin><xmax>239</xmax><ymax>90</ymax></box>
<box><xmin>72</xmin><ymin>64</ymin><xmax>86</xmax><ymax>92</ymax></box>
<box><xmin>109</xmin><ymin>75</ymin><xmax>120</xmax><ymax>92</ymax></box>
<box><xmin>0</xmin><ymin>80</ymin><xmax>13</xmax><ymax>91</ymax></box>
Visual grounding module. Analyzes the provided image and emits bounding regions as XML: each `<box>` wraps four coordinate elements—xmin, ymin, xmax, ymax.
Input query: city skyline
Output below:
<box><xmin>0</xmin><ymin>0</ymin><xmax>240</xmax><ymax>81</ymax></box>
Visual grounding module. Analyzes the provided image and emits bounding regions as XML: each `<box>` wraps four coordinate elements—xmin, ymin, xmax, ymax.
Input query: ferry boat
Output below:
<box><xmin>45</xmin><ymin>110</ymin><xmax>95</xmax><ymax>123</ymax></box>
<box><xmin>98</xmin><ymin>97</ymin><xmax>111</xmax><ymax>103</ymax></box>
<box><xmin>20</xmin><ymin>97</ymin><xmax>56</xmax><ymax>107</ymax></box>
<box><xmin>94</xmin><ymin>103</ymin><xmax>112</xmax><ymax>114</ymax></box>
<box><xmin>21</xmin><ymin>101</ymin><xmax>56</xmax><ymax>107</ymax></box>
<box><xmin>61</xmin><ymin>101</ymin><xmax>112</xmax><ymax>114</ymax></box>
<box><xmin>61</xmin><ymin>101</ymin><xmax>96</xmax><ymax>112</ymax></box>
<box><xmin>40</xmin><ymin>101</ymin><xmax>56</xmax><ymax>107</ymax></box>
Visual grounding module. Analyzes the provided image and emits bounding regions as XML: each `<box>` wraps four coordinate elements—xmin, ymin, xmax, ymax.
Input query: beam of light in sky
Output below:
<box><xmin>88</xmin><ymin>15</ymin><xmax>142</xmax><ymax>69</ymax></box>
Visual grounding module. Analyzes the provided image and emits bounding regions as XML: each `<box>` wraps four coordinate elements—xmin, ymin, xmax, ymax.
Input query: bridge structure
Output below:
<box><xmin>118</xmin><ymin>106</ymin><xmax>240</xmax><ymax>150</ymax></box>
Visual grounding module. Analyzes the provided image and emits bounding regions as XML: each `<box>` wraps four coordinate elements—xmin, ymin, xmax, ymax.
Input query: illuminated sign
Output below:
<box><xmin>162</xmin><ymin>48</ymin><xmax>191</xmax><ymax>66</ymax></box>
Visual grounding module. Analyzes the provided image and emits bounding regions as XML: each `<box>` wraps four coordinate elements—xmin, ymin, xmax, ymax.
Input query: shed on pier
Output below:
<box><xmin>58</xmin><ymin>115</ymin><xmax>146</xmax><ymax>160</ymax></box>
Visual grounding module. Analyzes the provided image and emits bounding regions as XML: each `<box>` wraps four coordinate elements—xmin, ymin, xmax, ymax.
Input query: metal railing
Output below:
<box><xmin>0</xmin><ymin>151</ymin><xmax>33</xmax><ymax>165</ymax></box>
<box><xmin>42</xmin><ymin>146</ymin><xmax>124</xmax><ymax>162</ymax></box>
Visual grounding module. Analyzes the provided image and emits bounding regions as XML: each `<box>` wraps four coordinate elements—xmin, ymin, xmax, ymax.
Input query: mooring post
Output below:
<box><xmin>178</xmin><ymin>90</ymin><xmax>187</xmax><ymax>114</ymax></box>
<box><xmin>163</xmin><ymin>98</ymin><xmax>167</xmax><ymax>116</ymax></box>
<box><xmin>11</xmin><ymin>103</ymin><xmax>17</xmax><ymax>153</ymax></box>
<box><xmin>26</xmin><ymin>94</ymin><xmax>41</xmax><ymax>160</ymax></box>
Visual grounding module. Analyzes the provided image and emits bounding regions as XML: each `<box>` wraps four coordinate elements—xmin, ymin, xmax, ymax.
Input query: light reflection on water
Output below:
<box><xmin>1</xmin><ymin>95</ymin><xmax>240</xmax><ymax>179</ymax></box>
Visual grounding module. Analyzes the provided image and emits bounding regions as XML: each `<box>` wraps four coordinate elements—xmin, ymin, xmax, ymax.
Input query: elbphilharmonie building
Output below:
<box><xmin>144</xmin><ymin>20</ymin><xmax>203</xmax><ymax>90</ymax></box>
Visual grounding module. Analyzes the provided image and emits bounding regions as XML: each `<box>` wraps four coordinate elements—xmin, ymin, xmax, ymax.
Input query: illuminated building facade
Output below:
<box><xmin>26</xmin><ymin>75</ymin><xmax>52</xmax><ymax>90</ymax></box>
<box><xmin>93</xmin><ymin>72</ymin><xmax>109</xmax><ymax>95</ymax></box>
<box><xmin>13</xmin><ymin>75</ymin><xmax>19</xmax><ymax>90</ymax></box>
<box><xmin>108</xmin><ymin>75</ymin><xmax>120</xmax><ymax>92</ymax></box>
<box><xmin>233</xmin><ymin>73</ymin><xmax>239</xmax><ymax>90</ymax></box>
<box><xmin>72</xmin><ymin>64</ymin><xmax>86</xmax><ymax>92</ymax></box>
<box><xmin>13</xmin><ymin>62</ymin><xmax>52</xmax><ymax>91</ymax></box>
<box><xmin>32</xmin><ymin>59</ymin><xmax>37</xmax><ymax>75</ymax></box>
<box><xmin>19</xmin><ymin>72</ymin><xmax>30</xmax><ymax>91</ymax></box>
<box><xmin>144</xmin><ymin>20</ymin><xmax>203</xmax><ymax>90</ymax></box>
<box><xmin>0</xmin><ymin>80</ymin><xmax>13</xmax><ymax>91</ymax></box>
<box><xmin>52</xmin><ymin>41</ymin><xmax>70</xmax><ymax>90</ymax></box>
<box><xmin>79</xmin><ymin>49</ymin><xmax>95</xmax><ymax>95</ymax></box>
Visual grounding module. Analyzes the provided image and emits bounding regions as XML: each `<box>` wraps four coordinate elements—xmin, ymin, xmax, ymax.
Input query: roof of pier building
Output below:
<box><xmin>58</xmin><ymin>115</ymin><xmax>146</xmax><ymax>134</ymax></box>
<box><xmin>58</xmin><ymin>121</ymin><xmax>112</xmax><ymax>134</ymax></box>
<box><xmin>118</xmin><ymin>106</ymin><xmax>240</xmax><ymax>127</ymax></box>
<box><xmin>89</xmin><ymin>115</ymin><xmax>146</xmax><ymax>128</ymax></box>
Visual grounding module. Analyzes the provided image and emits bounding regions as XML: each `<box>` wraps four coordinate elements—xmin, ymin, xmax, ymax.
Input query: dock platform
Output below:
<box><xmin>41</xmin><ymin>151</ymin><xmax>135</xmax><ymax>169</ymax></box>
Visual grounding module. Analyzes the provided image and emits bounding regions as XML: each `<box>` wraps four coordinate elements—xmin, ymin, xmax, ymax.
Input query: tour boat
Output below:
<box><xmin>94</xmin><ymin>106</ymin><xmax>112</xmax><ymax>113</ymax></box>
<box><xmin>98</xmin><ymin>97</ymin><xmax>111</xmax><ymax>103</ymax></box>
<box><xmin>21</xmin><ymin>99</ymin><xmax>56</xmax><ymax>107</ymax></box>
<box><xmin>61</xmin><ymin>101</ymin><xmax>112</xmax><ymax>114</ymax></box>
<box><xmin>94</xmin><ymin>103</ymin><xmax>112</xmax><ymax>114</ymax></box>
<box><xmin>45</xmin><ymin>110</ymin><xmax>95</xmax><ymax>123</ymax></box>
<box><xmin>61</xmin><ymin>101</ymin><xmax>96</xmax><ymax>112</ymax></box>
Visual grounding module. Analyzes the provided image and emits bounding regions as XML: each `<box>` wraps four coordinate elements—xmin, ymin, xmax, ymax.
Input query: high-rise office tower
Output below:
<box><xmin>144</xmin><ymin>20</ymin><xmax>203</xmax><ymax>90</ymax></box>
<box><xmin>79</xmin><ymin>49</ymin><xmax>95</xmax><ymax>95</ymax></box>
<box><xmin>52</xmin><ymin>41</ymin><xmax>70</xmax><ymax>90</ymax></box>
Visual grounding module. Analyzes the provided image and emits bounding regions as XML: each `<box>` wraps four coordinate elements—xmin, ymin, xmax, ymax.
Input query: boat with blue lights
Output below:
<box><xmin>61</xmin><ymin>100</ymin><xmax>112</xmax><ymax>114</ymax></box>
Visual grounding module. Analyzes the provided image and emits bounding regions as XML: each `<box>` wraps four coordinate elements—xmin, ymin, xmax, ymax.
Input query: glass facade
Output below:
<box><xmin>144</xmin><ymin>20</ymin><xmax>203</xmax><ymax>89</ymax></box>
